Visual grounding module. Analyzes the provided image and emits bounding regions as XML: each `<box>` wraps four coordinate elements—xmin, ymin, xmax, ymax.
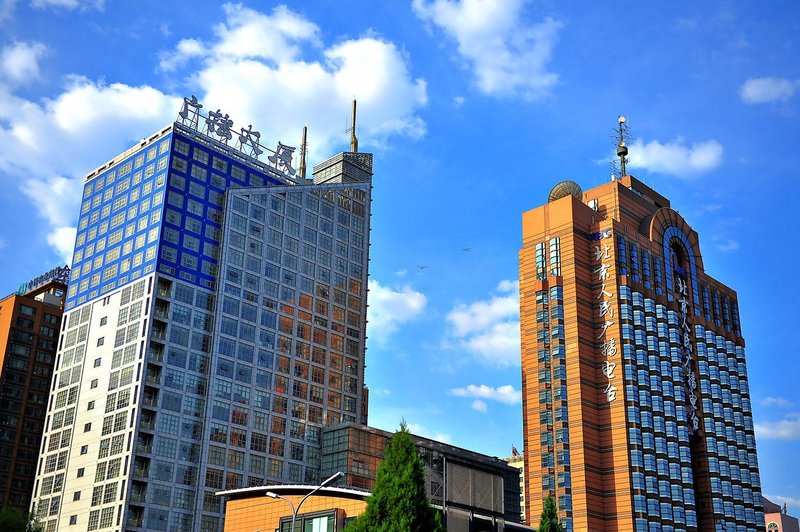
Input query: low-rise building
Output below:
<box><xmin>0</xmin><ymin>268</ymin><xmax>68</xmax><ymax>510</ymax></box>
<box><xmin>217</xmin><ymin>423</ymin><xmax>533</xmax><ymax>531</ymax></box>
<box><xmin>764</xmin><ymin>497</ymin><xmax>799</xmax><ymax>532</ymax></box>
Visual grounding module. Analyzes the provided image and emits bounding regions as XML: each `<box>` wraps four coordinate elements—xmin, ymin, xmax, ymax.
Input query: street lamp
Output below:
<box><xmin>266</xmin><ymin>471</ymin><xmax>345</xmax><ymax>532</ymax></box>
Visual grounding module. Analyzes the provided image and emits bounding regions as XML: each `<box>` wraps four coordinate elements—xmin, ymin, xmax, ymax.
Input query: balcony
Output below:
<box><xmin>148</xmin><ymin>347</ymin><xmax>164</xmax><ymax>364</ymax></box>
<box><xmin>156</xmin><ymin>281</ymin><xmax>172</xmax><ymax>299</ymax></box>
<box><xmin>132</xmin><ymin>466</ymin><xmax>150</xmax><ymax>479</ymax></box>
<box><xmin>135</xmin><ymin>443</ymin><xmax>152</xmax><ymax>455</ymax></box>
<box><xmin>141</xmin><ymin>395</ymin><xmax>158</xmax><ymax>408</ymax></box>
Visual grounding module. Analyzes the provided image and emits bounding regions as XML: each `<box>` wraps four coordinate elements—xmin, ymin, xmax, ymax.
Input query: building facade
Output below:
<box><xmin>321</xmin><ymin>423</ymin><xmax>524</xmax><ymax>530</ymax></box>
<box><xmin>31</xmin><ymin>99</ymin><xmax>373</xmax><ymax>531</ymax></box>
<box><xmin>0</xmin><ymin>272</ymin><xmax>67</xmax><ymax>510</ymax></box>
<box><xmin>519</xmin><ymin>176</ymin><xmax>763</xmax><ymax>531</ymax></box>
<box><xmin>505</xmin><ymin>452</ymin><xmax>525</xmax><ymax>525</ymax></box>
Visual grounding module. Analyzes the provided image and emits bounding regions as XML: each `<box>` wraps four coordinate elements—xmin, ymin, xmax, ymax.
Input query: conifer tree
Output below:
<box><xmin>0</xmin><ymin>507</ymin><xmax>43</xmax><ymax>532</ymax></box>
<box><xmin>345</xmin><ymin>423</ymin><xmax>444</xmax><ymax>532</ymax></box>
<box><xmin>538</xmin><ymin>496</ymin><xmax>564</xmax><ymax>532</ymax></box>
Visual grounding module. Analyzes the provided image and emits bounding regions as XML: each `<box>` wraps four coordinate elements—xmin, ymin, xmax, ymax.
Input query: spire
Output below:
<box><xmin>299</xmin><ymin>125</ymin><xmax>308</xmax><ymax>180</ymax></box>
<box><xmin>616</xmin><ymin>115</ymin><xmax>630</xmax><ymax>177</ymax></box>
<box><xmin>349</xmin><ymin>99</ymin><xmax>358</xmax><ymax>153</ymax></box>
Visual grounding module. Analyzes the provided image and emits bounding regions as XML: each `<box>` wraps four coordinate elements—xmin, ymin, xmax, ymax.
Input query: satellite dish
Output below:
<box><xmin>548</xmin><ymin>180</ymin><xmax>583</xmax><ymax>203</ymax></box>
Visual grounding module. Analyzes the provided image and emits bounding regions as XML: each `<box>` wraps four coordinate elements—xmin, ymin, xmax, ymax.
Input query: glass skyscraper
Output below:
<box><xmin>32</xmin><ymin>99</ymin><xmax>373</xmax><ymax>531</ymax></box>
<box><xmin>520</xmin><ymin>176</ymin><xmax>763</xmax><ymax>531</ymax></box>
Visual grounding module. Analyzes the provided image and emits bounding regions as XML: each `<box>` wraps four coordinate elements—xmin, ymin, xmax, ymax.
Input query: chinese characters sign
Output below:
<box><xmin>177</xmin><ymin>95</ymin><xmax>296</xmax><ymax>177</ymax></box>
<box><xmin>676</xmin><ymin>275</ymin><xmax>701</xmax><ymax>433</ymax></box>
<box><xmin>592</xmin><ymin>228</ymin><xmax>617</xmax><ymax>403</ymax></box>
<box><xmin>18</xmin><ymin>265</ymin><xmax>70</xmax><ymax>295</ymax></box>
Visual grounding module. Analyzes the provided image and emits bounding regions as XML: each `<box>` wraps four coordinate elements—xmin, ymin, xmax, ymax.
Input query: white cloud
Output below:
<box><xmin>715</xmin><ymin>239</ymin><xmax>739</xmax><ymax>253</ymax></box>
<box><xmin>451</xmin><ymin>383</ymin><xmax>521</xmax><ymax>405</ymax></box>
<box><xmin>755</xmin><ymin>413</ymin><xmax>800</xmax><ymax>440</ymax></box>
<box><xmin>0</xmin><ymin>78</ymin><xmax>179</xmax><ymax>257</ymax></box>
<box><xmin>446</xmin><ymin>280</ymin><xmax>520</xmax><ymax>366</ymax></box>
<box><xmin>453</xmin><ymin>95</ymin><xmax>465</xmax><ymax>107</ymax></box>
<box><xmin>0</xmin><ymin>4</ymin><xmax>426</xmax><ymax>260</ymax></box>
<box><xmin>406</xmin><ymin>422</ymin><xmax>452</xmax><ymax>444</ymax></box>
<box><xmin>761</xmin><ymin>396</ymin><xmax>792</xmax><ymax>408</ymax></box>
<box><xmin>471</xmin><ymin>400</ymin><xmax>487</xmax><ymax>413</ymax></box>
<box><xmin>412</xmin><ymin>0</ymin><xmax>561</xmax><ymax>99</ymax></box>
<box><xmin>1</xmin><ymin>41</ymin><xmax>47</xmax><ymax>85</ymax></box>
<box><xmin>157</xmin><ymin>39</ymin><xmax>206</xmax><ymax>72</ymax></box>
<box><xmin>212</xmin><ymin>4</ymin><xmax>320</xmax><ymax>60</ymax></box>
<box><xmin>47</xmin><ymin>226</ymin><xmax>77</xmax><ymax>265</ymax></box>
<box><xmin>367</xmin><ymin>280</ymin><xmax>427</xmax><ymax>344</ymax></box>
<box><xmin>20</xmin><ymin>176</ymin><xmax>81</xmax><ymax>227</ymax></box>
<box><xmin>31</xmin><ymin>0</ymin><xmax>104</xmax><ymax>9</ymax></box>
<box><xmin>739</xmin><ymin>77</ymin><xmax>799</xmax><ymax>104</ymax></box>
<box><xmin>0</xmin><ymin>0</ymin><xmax>16</xmax><ymax>23</ymax></box>
<box><xmin>626</xmin><ymin>137</ymin><xmax>723</xmax><ymax>177</ymax></box>
<box><xmin>164</xmin><ymin>3</ymin><xmax>427</xmax><ymax>162</ymax></box>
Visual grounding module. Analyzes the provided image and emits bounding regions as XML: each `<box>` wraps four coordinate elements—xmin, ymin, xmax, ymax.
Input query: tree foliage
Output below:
<box><xmin>538</xmin><ymin>496</ymin><xmax>564</xmax><ymax>532</ymax></box>
<box><xmin>0</xmin><ymin>507</ymin><xmax>43</xmax><ymax>532</ymax></box>
<box><xmin>345</xmin><ymin>423</ymin><xmax>444</xmax><ymax>532</ymax></box>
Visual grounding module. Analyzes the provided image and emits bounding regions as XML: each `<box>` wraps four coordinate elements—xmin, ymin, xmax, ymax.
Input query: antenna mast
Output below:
<box><xmin>348</xmin><ymin>99</ymin><xmax>359</xmax><ymax>153</ymax></box>
<box><xmin>616</xmin><ymin>115</ymin><xmax>629</xmax><ymax>178</ymax></box>
<box><xmin>299</xmin><ymin>125</ymin><xmax>308</xmax><ymax>180</ymax></box>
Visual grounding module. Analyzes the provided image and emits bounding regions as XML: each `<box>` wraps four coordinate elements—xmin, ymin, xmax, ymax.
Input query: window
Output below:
<box><xmin>84</xmin><ymin>423</ymin><xmax>92</xmax><ymax>432</ymax></box>
<box><xmin>80</xmin><ymin>445</ymin><xmax>88</xmax><ymax>455</ymax></box>
<box><xmin>77</xmin><ymin>468</ymin><xmax>84</xmax><ymax>478</ymax></box>
<box><xmin>90</xmin><ymin>379</ymin><xmax>98</xmax><ymax>389</ymax></box>
<box><xmin>94</xmin><ymin>358</ymin><xmax>101</xmax><ymax>367</ymax></box>
<box><xmin>96</xmin><ymin>337</ymin><xmax>104</xmax><ymax>347</ymax></box>
<box><xmin>87</xmin><ymin>401</ymin><xmax>95</xmax><ymax>410</ymax></box>
<box><xmin>69</xmin><ymin>515</ymin><xmax>77</xmax><ymax>525</ymax></box>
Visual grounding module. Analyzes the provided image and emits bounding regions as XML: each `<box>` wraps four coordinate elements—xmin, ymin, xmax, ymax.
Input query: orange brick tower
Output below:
<box><xmin>520</xmin><ymin>172</ymin><xmax>764</xmax><ymax>531</ymax></box>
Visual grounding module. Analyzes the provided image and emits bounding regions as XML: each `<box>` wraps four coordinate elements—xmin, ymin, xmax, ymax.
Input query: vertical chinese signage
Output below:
<box><xmin>592</xmin><ymin>229</ymin><xmax>617</xmax><ymax>402</ymax></box>
<box><xmin>675</xmin><ymin>274</ymin><xmax>700</xmax><ymax>433</ymax></box>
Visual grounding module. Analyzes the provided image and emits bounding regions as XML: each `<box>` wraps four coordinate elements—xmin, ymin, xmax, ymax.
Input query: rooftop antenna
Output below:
<box><xmin>616</xmin><ymin>115</ymin><xmax>631</xmax><ymax>177</ymax></box>
<box><xmin>347</xmin><ymin>99</ymin><xmax>359</xmax><ymax>153</ymax></box>
<box><xmin>609</xmin><ymin>160</ymin><xmax>620</xmax><ymax>182</ymax></box>
<box><xmin>299</xmin><ymin>125</ymin><xmax>308</xmax><ymax>180</ymax></box>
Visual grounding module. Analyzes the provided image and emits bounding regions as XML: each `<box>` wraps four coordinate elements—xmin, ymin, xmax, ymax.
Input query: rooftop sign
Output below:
<box><xmin>18</xmin><ymin>265</ymin><xmax>70</xmax><ymax>295</ymax></box>
<box><xmin>177</xmin><ymin>95</ymin><xmax>296</xmax><ymax>177</ymax></box>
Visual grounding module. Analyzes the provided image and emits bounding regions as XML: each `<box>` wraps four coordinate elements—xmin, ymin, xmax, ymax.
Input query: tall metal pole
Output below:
<box><xmin>299</xmin><ymin>125</ymin><xmax>308</xmax><ymax>180</ymax></box>
<box><xmin>350</xmin><ymin>99</ymin><xmax>358</xmax><ymax>153</ymax></box>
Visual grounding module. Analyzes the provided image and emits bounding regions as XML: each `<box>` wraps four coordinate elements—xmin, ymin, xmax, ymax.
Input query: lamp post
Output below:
<box><xmin>266</xmin><ymin>471</ymin><xmax>345</xmax><ymax>532</ymax></box>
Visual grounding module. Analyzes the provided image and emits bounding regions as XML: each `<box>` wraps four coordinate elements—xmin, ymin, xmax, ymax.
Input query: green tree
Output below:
<box><xmin>0</xmin><ymin>507</ymin><xmax>43</xmax><ymax>532</ymax></box>
<box><xmin>346</xmin><ymin>423</ymin><xmax>444</xmax><ymax>532</ymax></box>
<box><xmin>537</xmin><ymin>496</ymin><xmax>564</xmax><ymax>532</ymax></box>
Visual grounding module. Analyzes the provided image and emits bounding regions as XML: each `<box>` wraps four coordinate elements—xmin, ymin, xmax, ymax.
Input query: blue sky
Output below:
<box><xmin>1</xmin><ymin>0</ymin><xmax>799</xmax><ymax>512</ymax></box>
